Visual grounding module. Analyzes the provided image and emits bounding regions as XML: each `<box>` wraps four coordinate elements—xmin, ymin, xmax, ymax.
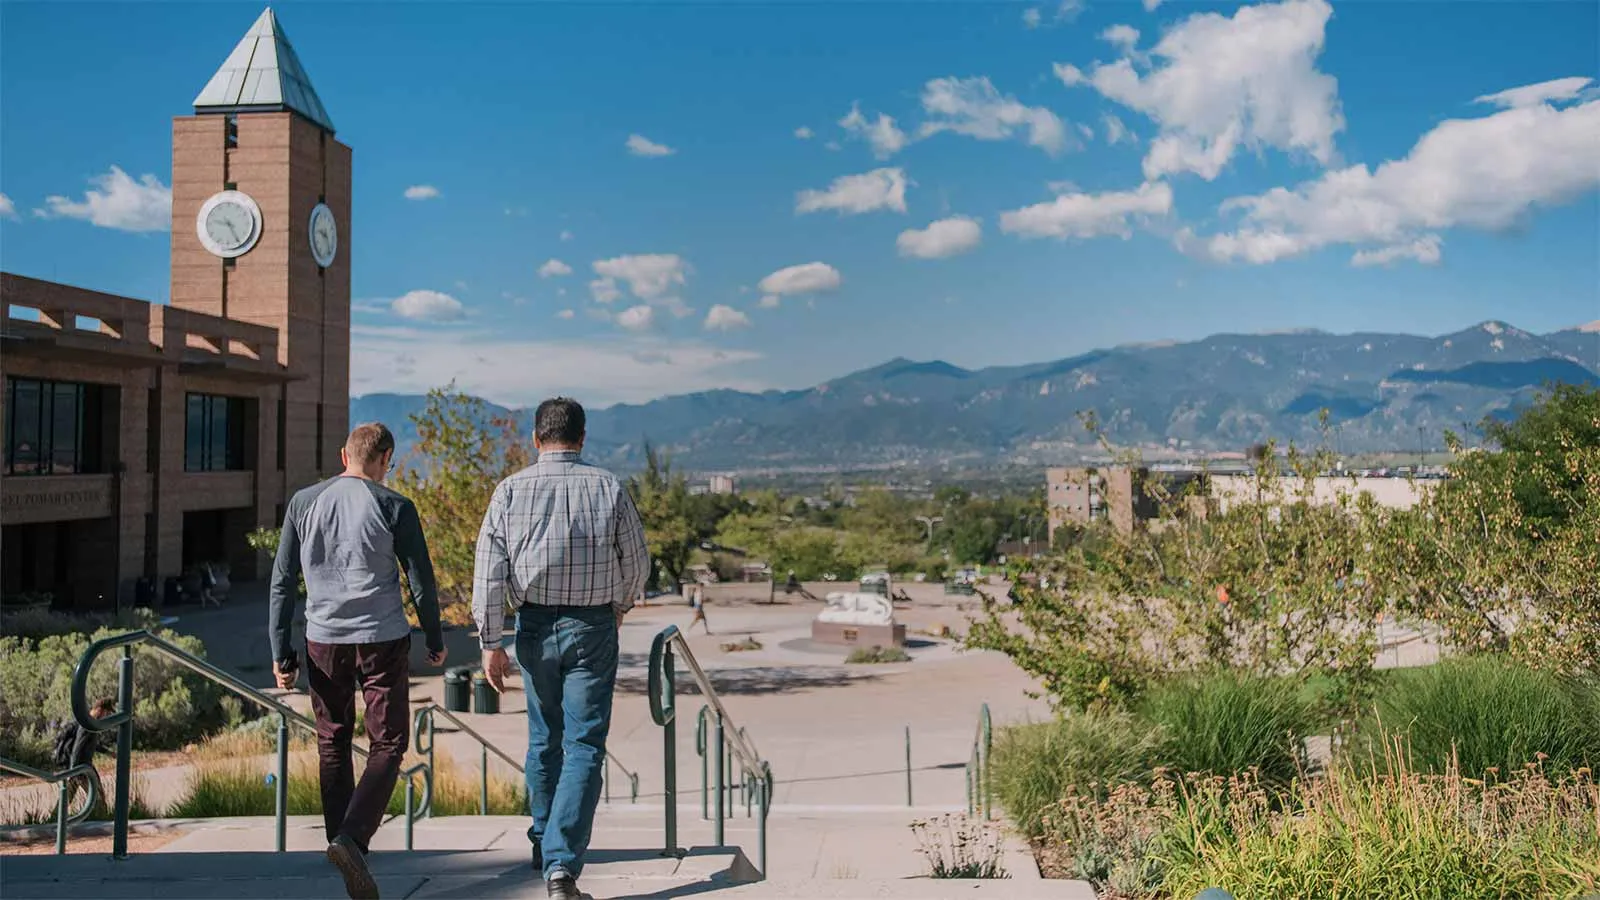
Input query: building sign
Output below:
<box><xmin>1</xmin><ymin>476</ymin><xmax>113</xmax><ymax>523</ymax></box>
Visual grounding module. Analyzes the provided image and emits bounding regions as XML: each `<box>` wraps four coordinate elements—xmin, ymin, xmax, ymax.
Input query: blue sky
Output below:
<box><xmin>2</xmin><ymin>0</ymin><xmax>1597</xmax><ymax>406</ymax></box>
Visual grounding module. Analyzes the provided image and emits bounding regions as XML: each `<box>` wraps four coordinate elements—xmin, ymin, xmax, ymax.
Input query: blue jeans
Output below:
<box><xmin>515</xmin><ymin>605</ymin><xmax>619</xmax><ymax>880</ymax></box>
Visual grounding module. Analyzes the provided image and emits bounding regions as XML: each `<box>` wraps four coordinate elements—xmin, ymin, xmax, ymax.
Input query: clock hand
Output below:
<box><xmin>225</xmin><ymin>220</ymin><xmax>240</xmax><ymax>242</ymax></box>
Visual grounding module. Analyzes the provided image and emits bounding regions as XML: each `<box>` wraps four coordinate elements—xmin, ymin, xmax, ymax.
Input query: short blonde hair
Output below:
<box><xmin>345</xmin><ymin>422</ymin><xmax>395</xmax><ymax>466</ymax></box>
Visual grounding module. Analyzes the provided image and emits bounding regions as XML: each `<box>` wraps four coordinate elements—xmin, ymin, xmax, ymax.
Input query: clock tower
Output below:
<box><xmin>170</xmin><ymin>7</ymin><xmax>350</xmax><ymax>494</ymax></box>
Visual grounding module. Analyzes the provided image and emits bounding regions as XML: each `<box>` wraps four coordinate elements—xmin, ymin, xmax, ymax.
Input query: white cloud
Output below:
<box><xmin>1100</xmin><ymin>24</ymin><xmax>1140</xmax><ymax>53</ymax></box>
<box><xmin>626</xmin><ymin>134</ymin><xmax>676</xmax><ymax>157</ymax></box>
<box><xmin>1058</xmin><ymin>0</ymin><xmax>1343</xmax><ymax>181</ymax></box>
<box><xmin>1077</xmin><ymin>122</ymin><xmax>1096</xmax><ymax>141</ymax></box>
<box><xmin>796</xmin><ymin>168</ymin><xmax>908</xmax><ymax>215</ymax></box>
<box><xmin>1022</xmin><ymin>7</ymin><xmax>1042</xmax><ymax>28</ymax></box>
<box><xmin>704</xmin><ymin>304</ymin><xmax>752</xmax><ymax>331</ymax></box>
<box><xmin>1102</xmin><ymin>114</ymin><xmax>1135</xmax><ymax>145</ymax></box>
<box><xmin>1199</xmin><ymin>95</ymin><xmax>1600</xmax><ymax>265</ymax></box>
<box><xmin>38</xmin><ymin>166</ymin><xmax>170</xmax><ymax>232</ymax></box>
<box><xmin>391</xmin><ymin>290</ymin><xmax>466</xmax><ymax>322</ymax></box>
<box><xmin>795</xmin><ymin>126</ymin><xmax>814</xmax><ymax>140</ymax></box>
<box><xmin>589</xmin><ymin>278</ymin><xmax>623</xmax><ymax>305</ymax></box>
<box><xmin>897</xmin><ymin>216</ymin><xmax>983</xmax><ymax>259</ymax></box>
<box><xmin>556</xmin><ymin>309</ymin><xmax>576</xmax><ymax>320</ymax></box>
<box><xmin>591</xmin><ymin>254</ymin><xmax>689</xmax><ymax>301</ymax></box>
<box><xmin>538</xmin><ymin>258</ymin><xmax>573</xmax><ymax>278</ymax></box>
<box><xmin>615</xmin><ymin>304</ymin><xmax>656</xmax><ymax>332</ymax></box>
<box><xmin>1474</xmin><ymin>77</ymin><xmax>1593</xmax><ymax>110</ymax></box>
<box><xmin>1000</xmin><ymin>181</ymin><xmax>1173</xmax><ymax>239</ymax></box>
<box><xmin>404</xmin><ymin>185</ymin><xmax>440</xmax><ymax>200</ymax></box>
<box><xmin>918</xmin><ymin>77</ymin><xmax>1070</xmax><ymax>155</ymax></box>
<box><xmin>1350</xmin><ymin>235</ymin><xmax>1443</xmax><ymax>268</ymax></box>
<box><xmin>1056</xmin><ymin>0</ymin><xmax>1086</xmax><ymax>23</ymax></box>
<box><xmin>1143</xmin><ymin>0</ymin><xmax>1163</xmax><ymax>9</ymax></box>
<box><xmin>0</xmin><ymin>193</ymin><xmax>14</xmax><ymax>219</ymax></box>
<box><xmin>757</xmin><ymin>262</ymin><xmax>843</xmax><ymax>307</ymax></box>
<box><xmin>839</xmin><ymin>104</ymin><xmax>909</xmax><ymax>158</ymax></box>
<box><xmin>560</xmin><ymin>230</ymin><xmax>574</xmax><ymax>242</ymax></box>
<box><xmin>352</xmin><ymin>325</ymin><xmax>764</xmax><ymax>407</ymax></box>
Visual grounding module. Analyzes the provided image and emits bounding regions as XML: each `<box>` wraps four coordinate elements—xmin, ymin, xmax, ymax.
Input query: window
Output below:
<box><xmin>184</xmin><ymin>393</ymin><xmax>246</xmax><ymax>472</ymax></box>
<box><xmin>3</xmin><ymin>377</ymin><xmax>101</xmax><ymax>476</ymax></box>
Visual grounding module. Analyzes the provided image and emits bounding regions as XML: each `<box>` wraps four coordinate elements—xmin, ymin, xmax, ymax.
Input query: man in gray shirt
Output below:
<box><xmin>473</xmin><ymin>397</ymin><xmax>649</xmax><ymax>900</ymax></box>
<box><xmin>270</xmin><ymin>422</ymin><xmax>445</xmax><ymax>900</ymax></box>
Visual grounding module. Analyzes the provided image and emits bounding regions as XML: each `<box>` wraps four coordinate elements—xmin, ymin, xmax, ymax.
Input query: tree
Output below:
<box><xmin>626</xmin><ymin>443</ymin><xmax>696</xmax><ymax>590</ymax></box>
<box><xmin>968</xmin><ymin>438</ymin><xmax>1386</xmax><ymax>712</ymax></box>
<box><xmin>389</xmin><ymin>386</ymin><xmax>530</xmax><ymax>603</ymax></box>
<box><xmin>1370</xmin><ymin>385</ymin><xmax>1600</xmax><ymax>675</ymax></box>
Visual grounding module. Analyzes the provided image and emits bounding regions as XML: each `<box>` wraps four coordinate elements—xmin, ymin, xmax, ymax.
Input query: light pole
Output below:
<box><xmin>915</xmin><ymin>515</ymin><xmax>943</xmax><ymax>549</ymax></box>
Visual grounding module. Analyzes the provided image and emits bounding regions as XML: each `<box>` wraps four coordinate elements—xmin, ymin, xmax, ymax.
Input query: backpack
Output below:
<box><xmin>52</xmin><ymin>723</ymin><xmax>80</xmax><ymax>770</ymax></box>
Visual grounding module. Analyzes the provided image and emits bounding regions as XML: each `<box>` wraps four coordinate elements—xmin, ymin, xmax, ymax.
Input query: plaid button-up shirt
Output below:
<box><xmin>471</xmin><ymin>450</ymin><xmax>650</xmax><ymax>649</ymax></box>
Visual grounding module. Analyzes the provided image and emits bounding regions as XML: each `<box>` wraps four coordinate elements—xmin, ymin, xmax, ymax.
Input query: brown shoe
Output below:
<box><xmin>327</xmin><ymin>834</ymin><xmax>380</xmax><ymax>900</ymax></box>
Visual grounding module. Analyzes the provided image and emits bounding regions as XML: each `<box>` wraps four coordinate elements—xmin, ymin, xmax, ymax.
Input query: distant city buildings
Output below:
<box><xmin>1046</xmin><ymin>464</ymin><xmax>1439</xmax><ymax>541</ymax></box>
<box><xmin>689</xmin><ymin>473</ymin><xmax>738</xmax><ymax>496</ymax></box>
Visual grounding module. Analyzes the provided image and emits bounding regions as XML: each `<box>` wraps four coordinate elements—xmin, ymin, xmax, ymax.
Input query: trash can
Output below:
<box><xmin>472</xmin><ymin>671</ymin><xmax>499</xmax><ymax>715</ymax></box>
<box><xmin>443</xmin><ymin>667</ymin><xmax>471</xmax><ymax>713</ymax></box>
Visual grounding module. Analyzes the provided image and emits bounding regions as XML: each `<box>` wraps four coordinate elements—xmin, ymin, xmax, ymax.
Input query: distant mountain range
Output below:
<box><xmin>352</xmin><ymin>321</ymin><xmax>1600</xmax><ymax>471</ymax></box>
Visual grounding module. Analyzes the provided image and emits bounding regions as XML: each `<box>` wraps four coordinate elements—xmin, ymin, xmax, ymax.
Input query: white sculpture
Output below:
<box><xmin>816</xmin><ymin>591</ymin><xmax>894</xmax><ymax>626</ymax></box>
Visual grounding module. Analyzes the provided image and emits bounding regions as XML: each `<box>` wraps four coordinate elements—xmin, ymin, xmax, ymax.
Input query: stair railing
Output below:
<box><xmin>69</xmin><ymin>629</ymin><xmax>500</xmax><ymax>858</ymax></box>
<box><xmin>648</xmin><ymin>624</ymin><xmax>773</xmax><ymax>879</ymax></box>
<box><xmin>0</xmin><ymin>756</ymin><xmax>102</xmax><ymax>854</ymax></box>
<box><xmin>965</xmin><ymin>702</ymin><xmax>992</xmax><ymax>819</ymax></box>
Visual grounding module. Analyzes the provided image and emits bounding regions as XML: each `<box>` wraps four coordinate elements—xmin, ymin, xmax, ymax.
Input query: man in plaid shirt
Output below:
<box><xmin>472</xmin><ymin>397</ymin><xmax>649</xmax><ymax>900</ymax></box>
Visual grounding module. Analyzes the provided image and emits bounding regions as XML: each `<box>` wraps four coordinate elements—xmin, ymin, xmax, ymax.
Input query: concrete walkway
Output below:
<box><xmin>3</xmin><ymin>812</ymin><xmax>1095</xmax><ymax>899</ymax></box>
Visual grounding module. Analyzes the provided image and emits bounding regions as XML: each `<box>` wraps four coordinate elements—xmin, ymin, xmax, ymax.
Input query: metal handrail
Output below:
<box><xmin>72</xmin><ymin>629</ymin><xmax>436</xmax><ymax>858</ymax></box>
<box><xmin>0</xmin><ymin>756</ymin><xmax>102</xmax><ymax>854</ymax></box>
<box><xmin>410</xmin><ymin>703</ymin><xmax>639</xmax><ymax>815</ymax></box>
<box><xmin>966</xmin><ymin>703</ymin><xmax>992</xmax><ymax>819</ymax></box>
<box><xmin>648</xmin><ymin>624</ymin><xmax>773</xmax><ymax>879</ymax></box>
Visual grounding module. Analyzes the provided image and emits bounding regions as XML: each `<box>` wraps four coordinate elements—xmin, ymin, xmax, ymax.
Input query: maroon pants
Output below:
<box><xmin>307</xmin><ymin>635</ymin><xmax>412</xmax><ymax>852</ymax></box>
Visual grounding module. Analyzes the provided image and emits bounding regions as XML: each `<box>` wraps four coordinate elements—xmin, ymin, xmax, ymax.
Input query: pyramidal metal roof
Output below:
<box><xmin>192</xmin><ymin>8</ymin><xmax>335</xmax><ymax>133</ymax></box>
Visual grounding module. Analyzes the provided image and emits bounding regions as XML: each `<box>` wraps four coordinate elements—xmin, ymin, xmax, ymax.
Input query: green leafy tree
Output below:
<box><xmin>626</xmin><ymin>443</ymin><xmax>697</xmax><ymax>589</ymax></box>
<box><xmin>389</xmin><ymin>385</ymin><xmax>530</xmax><ymax>603</ymax></box>
<box><xmin>1372</xmin><ymin>384</ymin><xmax>1600</xmax><ymax>675</ymax></box>
<box><xmin>969</xmin><ymin>435</ymin><xmax>1386</xmax><ymax>712</ymax></box>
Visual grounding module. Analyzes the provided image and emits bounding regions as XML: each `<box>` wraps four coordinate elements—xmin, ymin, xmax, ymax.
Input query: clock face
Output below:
<box><xmin>309</xmin><ymin>203</ymin><xmax>338</xmax><ymax>268</ymax></box>
<box><xmin>196</xmin><ymin>191</ymin><xmax>262</xmax><ymax>259</ymax></box>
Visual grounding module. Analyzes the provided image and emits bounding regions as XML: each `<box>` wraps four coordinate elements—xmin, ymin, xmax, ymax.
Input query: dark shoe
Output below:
<box><xmin>327</xmin><ymin>834</ymin><xmax>380</xmax><ymax>900</ymax></box>
<box><xmin>547</xmin><ymin>868</ymin><xmax>582</xmax><ymax>900</ymax></box>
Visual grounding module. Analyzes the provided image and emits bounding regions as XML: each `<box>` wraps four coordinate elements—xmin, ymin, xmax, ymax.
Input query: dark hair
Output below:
<box><xmin>535</xmin><ymin>397</ymin><xmax>586</xmax><ymax>446</ymax></box>
<box><xmin>345</xmin><ymin>422</ymin><xmax>396</xmax><ymax>465</ymax></box>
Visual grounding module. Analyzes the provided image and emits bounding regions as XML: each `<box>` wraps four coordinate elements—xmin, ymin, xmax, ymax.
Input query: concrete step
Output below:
<box><xmin>686</xmin><ymin>881</ymin><xmax>1097</xmax><ymax>898</ymax></box>
<box><xmin>0</xmin><ymin>851</ymin><xmax>1095</xmax><ymax>900</ymax></box>
<box><xmin>0</xmin><ymin>844</ymin><xmax>753</xmax><ymax>899</ymax></box>
<box><xmin>4</xmin><ymin>813</ymin><xmax>1098</xmax><ymax>898</ymax></box>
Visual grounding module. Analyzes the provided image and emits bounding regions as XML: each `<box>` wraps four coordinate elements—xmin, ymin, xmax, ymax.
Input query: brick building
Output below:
<box><xmin>1</xmin><ymin>9</ymin><xmax>350</xmax><ymax>611</ymax></box>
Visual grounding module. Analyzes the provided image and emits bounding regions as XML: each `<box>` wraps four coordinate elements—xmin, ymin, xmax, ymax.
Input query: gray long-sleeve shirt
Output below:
<box><xmin>471</xmin><ymin>450</ymin><xmax>650</xmax><ymax>650</ymax></box>
<box><xmin>269</xmin><ymin>475</ymin><xmax>443</xmax><ymax>662</ymax></box>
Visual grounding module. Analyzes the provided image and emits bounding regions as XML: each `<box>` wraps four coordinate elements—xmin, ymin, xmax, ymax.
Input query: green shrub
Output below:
<box><xmin>1139</xmin><ymin>672</ymin><xmax>1312</xmax><ymax>787</ymax></box>
<box><xmin>167</xmin><ymin>750</ymin><xmax>525</xmax><ymax>819</ymax></box>
<box><xmin>845</xmin><ymin>645</ymin><xmax>911</xmax><ymax>664</ymax></box>
<box><xmin>0</xmin><ymin>607</ymin><xmax>162</xmax><ymax>643</ymax></box>
<box><xmin>990</xmin><ymin>710</ymin><xmax>1161</xmax><ymax>838</ymax></box>
<box><xmin>0</xmin><ymin>627</ymin><xmax>223</xmax><ymax>767</ymax></box>
<box><xmin>1036</xmin><ymin>761</ymin><xmax>1600</xmax><ymax>899</ymax></box>
<box><xmin>1355</xmin><ymin>656</ymin><xmax>1600</xmax><ymax>778</ymax></box>
<box><xmin>1160</xmin><ymin>761</ymin><xmax>1600</xmax><ymax>900</ymax></box>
